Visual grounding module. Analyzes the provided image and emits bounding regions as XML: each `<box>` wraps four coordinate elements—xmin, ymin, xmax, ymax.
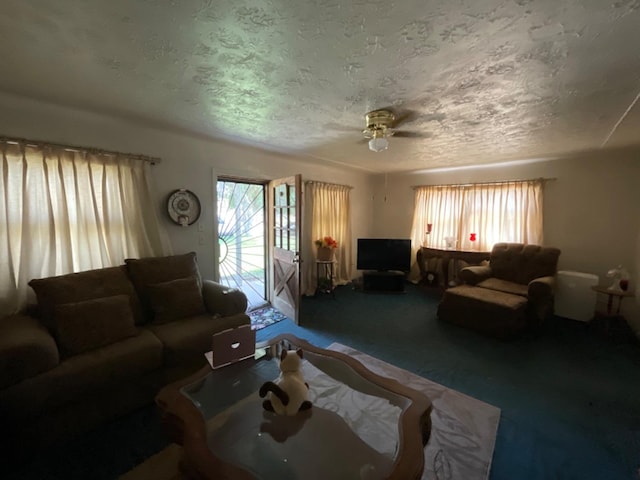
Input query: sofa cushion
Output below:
<box><xmin>148</xmin><ymin>313</ymin><xmax>250</xmax><ymax>368</ymax></box>
<box><xmin>28</xmin><ymin>266</ymin><xmax>144</xmax><ymax>329</ymax></box>
<box><xmin>125</xmin><ymin>252</ymin><xmax>201</xmax><ymax>322</ymax></box>
<box><xmin>0</xmin><ymin>328</ymin><xmax>164</xmax><ymax>421</ymax></box>
<box><xmin>0</xmin><ymin>315</ymin><xmax>59</xmax><ymax>390</ymax></box>
<box><xmin>477</xmin><ymin>278</ymin><xmax>529</xmax><ymax>297</ymax></box>
<box><xmin>53</xmin><ymin>295</ymin><xmax>138</xmax><ymax>358</ymax></box>
<box><xmin>146</xmin><ymin>276</ymin><xmax>206</xmax><ymax>324</ymax></box>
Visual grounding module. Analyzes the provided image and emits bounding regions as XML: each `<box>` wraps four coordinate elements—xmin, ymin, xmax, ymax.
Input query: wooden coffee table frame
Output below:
<box><xmin>155</xmin><ymin>334</ymin><xmax>432</xmax><ymax>480</ymax></box>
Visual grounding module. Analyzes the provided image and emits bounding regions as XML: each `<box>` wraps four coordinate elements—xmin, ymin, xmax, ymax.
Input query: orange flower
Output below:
<box><xmin>315</xmin><ymin>236</ymin><xmax>338</xmax><ymax>249</ymax></box>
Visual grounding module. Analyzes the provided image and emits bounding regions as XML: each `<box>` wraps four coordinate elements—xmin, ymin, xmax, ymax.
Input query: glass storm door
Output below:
<box><xmin>216</xmin><ymin>179</ymin><xmax>267</xmax><ymax>311</ymax></box>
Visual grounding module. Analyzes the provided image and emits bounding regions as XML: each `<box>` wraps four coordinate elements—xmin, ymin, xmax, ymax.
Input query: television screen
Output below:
<box><xmin>357</xmin><ymin>238</ymin><xmax>412</xmax><ymax>272</ymax></box>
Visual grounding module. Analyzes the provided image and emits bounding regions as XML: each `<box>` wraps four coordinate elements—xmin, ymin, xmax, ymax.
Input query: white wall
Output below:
<box><xmin>3</xmin><ymin>91</ymin><xmax>638</xmax><ymax>331</ymax></box>
<box><xmin>372</xmin><ymin>150</ymin><xmax>640</xmax><ymax>332</ymax></box>
<box><xmin>0</xmin><ymin>92</ymin><xmax>374</xmax><ymax>281</ymax></box>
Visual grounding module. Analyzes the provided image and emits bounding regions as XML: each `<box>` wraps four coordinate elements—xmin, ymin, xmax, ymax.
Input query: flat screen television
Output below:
<box><xmin>357</xmin><ymin>238</ymin><xmax>412</xmax><ymax>272</ymax></box>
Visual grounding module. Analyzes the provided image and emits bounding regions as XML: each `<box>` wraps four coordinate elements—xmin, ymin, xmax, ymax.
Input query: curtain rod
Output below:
<box><xmin>305</xmin><ymin>180</ymin><xmax>354</xmax><ymax>190</ymax></box>
<box><xmin>412</xmin><ymin>177</ymin><xmax>555</xmax><ymax>189</ymax></box>
<box><xmin>0</xmin><ymin>136</ymin><xmax>161</xmax><ymax>165</ymax></box>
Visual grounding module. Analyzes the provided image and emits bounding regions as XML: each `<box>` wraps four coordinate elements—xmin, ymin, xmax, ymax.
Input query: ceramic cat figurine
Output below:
<box><xmin>259</xmin><ymin>348</ymin><xmax>312</xmax><ymax>415</ymax></box>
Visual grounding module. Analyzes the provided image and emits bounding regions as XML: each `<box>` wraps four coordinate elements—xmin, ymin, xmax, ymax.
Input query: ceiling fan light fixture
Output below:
<box><xmin>368</xmin><ymin>136</ymin><xmax>389</xmax><ymax>152</ymax></box>
<box><xmin>364</xmin><ymin>110</ymin><xmax>396</xmax><ymax>152</ymax></box>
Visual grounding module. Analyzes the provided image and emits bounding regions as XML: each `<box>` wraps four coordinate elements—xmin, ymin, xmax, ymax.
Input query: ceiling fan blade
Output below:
<box><xmin>324</xmin><ymin>122</ymin><xmax>360</xmax><ymax>132</ymax></box>
<box><xmin>374</xmin><ymin>105</ymin><xmax>420</xmax><ymax>127</ymax></box>
<box><xmin>393</xmin><ymin>130</ymin><xmax>430</xmax><ymax>138</ymax></box>
<box><xmin>392</xmin><ymin>109</ymin><xmax>419</xmax><ymax>126</ymax></box>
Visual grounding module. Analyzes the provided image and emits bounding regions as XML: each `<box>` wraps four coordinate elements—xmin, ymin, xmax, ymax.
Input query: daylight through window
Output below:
<box><xmin>410</xmin><ymin>179</ymin><xmax>544</xmax><ymax>253</ymax></box>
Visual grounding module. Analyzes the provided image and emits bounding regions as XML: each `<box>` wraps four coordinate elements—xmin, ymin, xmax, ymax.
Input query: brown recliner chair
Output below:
<box><xmin>438</xmin><ymin>243</ymin><xmax>561</xmax><ymax>339</ymax></box>
<box><xmin>458</xmin><ymin>242</ymin><xmax>562</xmax><ymax>324</ymax></box>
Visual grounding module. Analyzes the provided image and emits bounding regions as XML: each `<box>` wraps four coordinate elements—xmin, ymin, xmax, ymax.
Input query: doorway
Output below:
<box><xmin>216</xmin><ymin>179</ymin><xmax>267</xmax><ymax>311</ymax></box>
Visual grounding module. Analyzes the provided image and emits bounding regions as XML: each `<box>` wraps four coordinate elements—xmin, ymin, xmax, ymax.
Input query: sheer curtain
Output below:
<box><xmin>302</xmin><ymin>181</ymin><xmax>352</xmax><ymax>295</ymax></box>
<box><xmin>410</xmin><ymin>180</ymin><xmax>544</xmax><ymax>279</ymax></box>
<box><xmin>0</xmin><ymin>140</ymin><xmax>171</xmax><ymax>316</ymax></box>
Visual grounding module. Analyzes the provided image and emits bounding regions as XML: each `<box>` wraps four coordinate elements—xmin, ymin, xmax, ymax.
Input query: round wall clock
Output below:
<box><xmin>166</xmin><ymin>189</ymin><xmax>201</xmax><ymax>226</ymax></box>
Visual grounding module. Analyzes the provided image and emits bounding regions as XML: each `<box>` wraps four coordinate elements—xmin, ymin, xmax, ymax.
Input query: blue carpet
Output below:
<box><xmin>6</xmin><ymin>283</ymin><xmax>640</xmax><ymax>479</ymax></box>
<box><xmin>264</xmin><ymin>284</ymin><xmax>640</xmax><ymax>480</ymax></box>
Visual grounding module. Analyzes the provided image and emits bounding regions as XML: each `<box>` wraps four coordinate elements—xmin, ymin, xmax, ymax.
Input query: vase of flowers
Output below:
<box><xmin>315</xmin><ymin>236</ymin><xmax>338</xmax><ymax>261</ymax></box>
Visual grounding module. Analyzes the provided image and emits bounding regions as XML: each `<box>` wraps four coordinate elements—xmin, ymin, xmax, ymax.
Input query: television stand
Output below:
<box><xmin>362</xmin><ymin>271</ymin><xmax>406</xmax><ymax>293</ymax></box>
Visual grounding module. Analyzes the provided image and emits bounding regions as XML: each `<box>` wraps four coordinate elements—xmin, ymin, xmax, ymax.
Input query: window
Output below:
<box><xmin>410</xmin><ymin>179</ymin><xmax>544</xmax><ymax>253</ymax></box>
<box><xmin>0</xmin><ymin>140</ymin><xmax>169</xmax><ymax>316</ymax></box>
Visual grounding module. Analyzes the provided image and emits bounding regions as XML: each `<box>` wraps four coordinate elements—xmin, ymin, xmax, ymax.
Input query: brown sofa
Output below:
<box><xmin>0</xmin><ymin>252</ymin><xmax>250</xmax><ymax>456</ymax></box>
<box><xmin>437</xmin><ymin>243</ymin><xmax>561</xmax><ymax>338</ymax></box>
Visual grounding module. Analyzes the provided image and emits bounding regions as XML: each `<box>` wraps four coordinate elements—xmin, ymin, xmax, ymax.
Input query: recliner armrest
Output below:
<box><xmin>459</xmin><ymin>265</ymin><xmax>492</xmax><ymax>285</ymax></box>
<box><xmin>202</xmin><ymin>280</ymin><xmax>248</xmax><ymax>317</ymax></box>
<box><xmin>528</xmin><ymin>276</ymin><xmax>556</xmax><ymax>301</ymax></box>
<box><xmin>0</xmin><ymin>314</ymin><xmax>59</xmax><ymax>389</ymax></box>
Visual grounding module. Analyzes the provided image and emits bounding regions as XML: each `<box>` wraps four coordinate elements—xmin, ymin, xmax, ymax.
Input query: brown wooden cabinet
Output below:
<box><xmin>362</xmin><ymin>270</ymin><xmax>406</xmax><ymax>292</ymax></box>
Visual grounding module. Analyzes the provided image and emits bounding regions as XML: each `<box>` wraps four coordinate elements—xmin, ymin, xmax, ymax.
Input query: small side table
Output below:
<box><xmin>315</xmin><ymin>260</ymin><xmax>336</xmax><ymax>298</ymax></box>
<box><xmin>590</xmin><ymin>285</ymin><xmax>635</xmax><ymax>338</ymax></box>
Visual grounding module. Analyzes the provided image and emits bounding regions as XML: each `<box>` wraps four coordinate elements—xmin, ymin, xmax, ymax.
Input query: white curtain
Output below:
<box><xmin>0</xmin><ymin>140</ymin><xmax>171</xmax><ymax>316</ymax></box>
<box><xmin>409</xmin><ymin>180</ymin><xmax>544</xmax><ymax>279</ymax></box>
<box><xmin>302</xmin><ymin>181</ymin><xmax>352</xmax><ymax>295</ymax></box>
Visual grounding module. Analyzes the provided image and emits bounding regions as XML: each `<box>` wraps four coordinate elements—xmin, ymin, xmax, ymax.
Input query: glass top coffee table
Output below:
<box><xmin>156</xmin><ymin>334</ymin><xmax>432</xmax><ymax>480</ymax></box>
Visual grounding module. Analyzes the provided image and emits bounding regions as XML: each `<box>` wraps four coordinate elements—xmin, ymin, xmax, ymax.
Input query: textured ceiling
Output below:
<box><xmin>1</xmin><ymin>0</ymin><xmax>639</xmax><ymax>173</ymax></box>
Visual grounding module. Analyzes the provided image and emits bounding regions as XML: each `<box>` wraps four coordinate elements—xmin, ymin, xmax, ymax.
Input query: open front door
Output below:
<box><xmin>268</xmin><ymin>175</ymin><xmax>301</xmax><ymax>324</ymax></box>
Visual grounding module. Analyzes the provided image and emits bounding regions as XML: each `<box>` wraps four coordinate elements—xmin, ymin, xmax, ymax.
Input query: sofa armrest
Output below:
<box><xmin>459</xmin><ymin>265</ymin><xmax>492</xmax><ymax>285</ymax></box>
<box><xmin>0</xmin><ymin>314</ymin><xmax>59</xmax><ymax>389</ymax></box>
<box><xmin>528</xmin><ymin>276</ymin><xmax>556</xmax><ymax>301</ymax></box>
<box><xmin>528</xmin><ymin>276</ymin><xmax>557</xmax><ymax>324</ymax></box>
<box><xmin>202</xmin><ymin>280</ymin><xmax>248</xmax><ymax>317</ymax></box>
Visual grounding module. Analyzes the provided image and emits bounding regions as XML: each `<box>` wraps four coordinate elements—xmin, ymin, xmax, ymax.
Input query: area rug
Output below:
<box><xmin>249</xmin><ymin>305</ymin><xmax>287</xmax><ymax>331</ymax></box>
<box><xmin>120</xmin><ymin>343</ymin><xmax>500</xmax><ymax>480</ymax></box>
<box><xmin>330</xmin><ymin>344</ymin><xmax>500</xmax><ymax>480</ymax></box>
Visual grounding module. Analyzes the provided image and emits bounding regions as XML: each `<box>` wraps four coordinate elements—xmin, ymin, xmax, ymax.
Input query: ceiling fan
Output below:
<box><xmin>325</xmin><ymin>105</ymin><xmax>428</xmax><ymax>151</ymax></box>
<box><xmin>363</xmin><ymin>108</ymin><xmax>429</xmax><ymax>152</ymax></box>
